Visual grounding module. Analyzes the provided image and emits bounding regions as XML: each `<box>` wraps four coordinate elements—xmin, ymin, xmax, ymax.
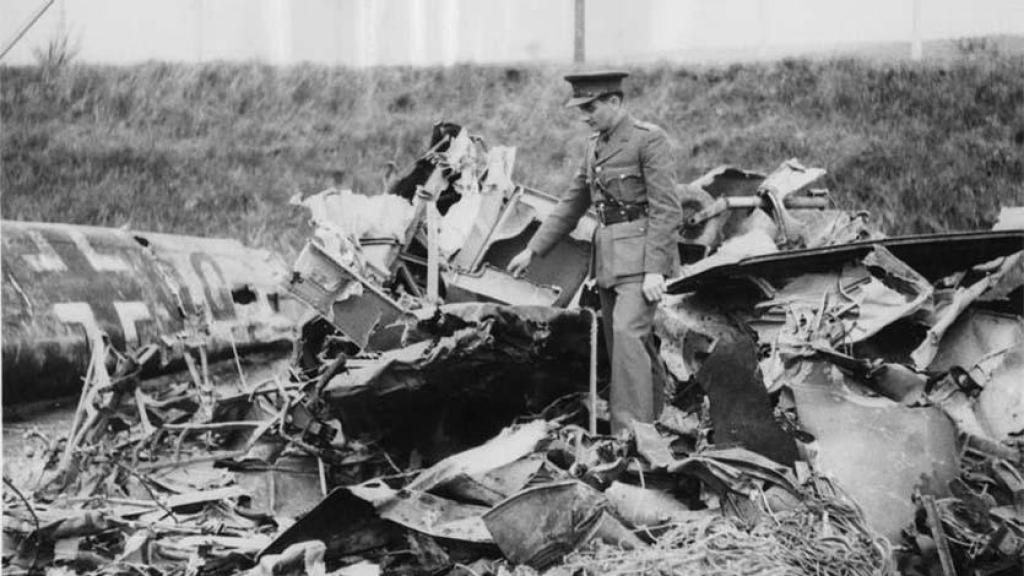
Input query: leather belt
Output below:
<box><xmin>595</xmin><ymin>202</ymin><xmax>647</xmax><ymax>225</ymax></box>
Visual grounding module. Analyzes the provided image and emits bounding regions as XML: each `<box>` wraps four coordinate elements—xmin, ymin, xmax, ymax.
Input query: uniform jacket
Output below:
<box><xmin>527</xmin><ymin>113</ymin><xmax>682</xmax><ymax>287</ymax></box>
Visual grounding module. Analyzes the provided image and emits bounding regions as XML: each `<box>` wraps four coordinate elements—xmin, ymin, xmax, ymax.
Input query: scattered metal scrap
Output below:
<box><xmin>4</xmin><ymin>123</ymin><xmax>1024</xmax><ymax>576</ymax></box>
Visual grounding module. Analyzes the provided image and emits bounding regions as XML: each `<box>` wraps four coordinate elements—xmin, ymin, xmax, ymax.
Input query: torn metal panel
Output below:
<box><xmin>912</xmin><ymin>251</ymin><xmax>1024</xmax><ymax>368</ymax></box>
<box><xmin>449</xmin><ymin>146</ymin><xmax>518</xmax><ymax>271</ymax></box>
<box><xmin>681</xmin><ymin>165</ymin><xmax>765</xmax><ymax>257</ymax></box>
<box><xmin>513</xmin><ymin>185</ymin><xmax>599</xmax><ymax>246</ymax></box>
<box><xmin>680</xmin><ymin>160</ymin><xmax>857</xmax><ymax>262</ymax></box>
<box><xmin>687</xmin><ymin>165</ymin><xmax>766</xmax><ymax>198</ymax></box>
<box><xmin>927</xmin><ymin>374</ymin><xmax>995</xmax><ymax>441</ymax></box>
<box><xmin>230</xmin><ymin>454</ymin><xmax>326</xmax><ymax>520</ymax></box>
<box><xmin>751</xmin><ymin>245</ymin><xmax>933</xmax><ymax>347</ymax></box>
<box><xmin>690</xmin><ymin>160</ymin><xmax>828</xmax><ymax>249</ymax></box>
<box><xmin>679</xmin><ymin>210</ymin><xmax>781</xmax><ymax>280</ymax></box>
<box><xmin>432</xmin><ymin>455</ymin><xmax>548</xmax><ymax>507</ymax></box>
<box><xmin>926</xmin><ymin>308</ymin><xmax>1024</xmax><ymax>375</ymax></box>
<box><xmin>695</xmin><ymin>330</ymin><xmax>799</xmax><ymax>467</ymax></box>
<box><xmin>757</xmin><ymin>159</ymin><xmax>827</xmax><ymax>200</ymax></box>
<box><xmin>445</xmin><ymin>185</ymin><xmax>595</xmax><ymax>308</ymax></box>
<box><xmin>442</xmin><ymin>266</ymin><xmax>563</xmax><ymax>307</ymax></box>
<box><xmin>286</xmin><ymin>241</ymin><xmax>411</xmax><ymax>351</ymax></box>
<box><xmin>654</xmin><ymin>293</ymin><xmax>743</xmax><ymax>383</ymax></box>
<box><xmin>348</xmin><ymin>480</ymin><xmax>494</xmax><ymax>543</ymax></box>
<box><xmin>631</xmin><ymin>421</ymin><xmax>676</xmax><ymax>469</ymax></box>
<box><xmin>251</xmin><ymin>541</ymin><xmax>327</xmax><ymax>576</ymax></box>
<box><xmin>978</xmin><ymin>251</ymin><xmax>1024</xmax><ymax>303</ymax></box>
<box><xmin>286</xmin><ymin>155</ymin><xmax>599</xmax><ymax>357</ymax></box>
<box><xmin>483</xmin><ymin>480</ymin><xmax>641</xmax><ymax>569</ymax></box>
<box><xmin>260</xmin><ymin>486</ymin><xmax>396</xmax><ymax>560</ymax></box>
<box><xmin>332</xmin><ymin>561</ymin><xmax>382</xmax><ymax>576</ymax></box>
<box><xmin>292</xmin><ymin>129</ymin><xmax>597</xmax><ymax>314</ymax></box>
<box><xmin>993</xmin><ymin>207</ymin><xmax>1024</xmax><ymax>231</ymax></box>
<box><xmin>668</xmin><ymin>230</ymin><xmax>1024</xmax><ymax>294</ymax></box>
<box><xmin>1</xmin><ymin>220</ymin><xmax>297</xmax><ymax>402</ymax></box>
<box><xmin>322</xmin><ymin>306</ymin><xmax>590</xmax><ymax>404</ymax></box>
<box><xmin>913</xmin><ymin>283</ymin><xmax>1002</xmax><ymax>369</ymax></box>
<box><xmin>790</xmin><ymin>359</ymin><xmax>959</xmax><ymax>541</ymax></box>
<box><xmin>866</xmin><ymin>362</ymin><xmax>929</xmax><ymax>404</ymax></box>
<box><xmin>753</xmin><ymin>160</ymin><xmax>828</xmax><ymax>249</ymax></box>
<box><xmin>976</xmin><ymin>327</ymin><xmax>1024</xmax><ymax>441</ymax></box>
<box><xmin>800</xmin><ymin>209</ymin><xmax>880</xmax><ymax>249</ymax></box>
<box><xmin>321</xmin><ymin>305</ymin><xmax>593</xmax><ymax>466</ymax></box>
<box><xmin>259</xmin><ymin>423</ymin><xmax>556</xmax><ymax>565</ymax></box>
<box><xmin>406</xmin><ymin>420</ymin><xmax>550</xmax><ymax>495</ymax></box>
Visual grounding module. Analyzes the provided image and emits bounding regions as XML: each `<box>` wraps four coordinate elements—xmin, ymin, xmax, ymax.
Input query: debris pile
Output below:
<box><xmin>660</xmin><ymin>197</ymin><xmax>1024</xmax><ymax>575</ymax></box>
<box><xmin>3</xmin><ymin>342</ymin><xmax>285</xmax><ymax>574</ymax></box>
<box><xmin>4</xmin><ymin>123</ymin><xmax>1023</xmax><ymax>576</ymax></box>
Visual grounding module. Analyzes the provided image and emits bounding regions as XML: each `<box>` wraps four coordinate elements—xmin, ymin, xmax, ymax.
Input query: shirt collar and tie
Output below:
<box><xmin>599</xmin><ymin>112</ymin><xmax>631</xmax><ymax>143</ymax></box>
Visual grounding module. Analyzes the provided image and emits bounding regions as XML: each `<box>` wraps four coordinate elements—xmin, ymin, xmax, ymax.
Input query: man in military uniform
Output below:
<box><xmin>507</xmin><ymin>71</ymin><xmax>681</xmax><ymax>434</ymax></box>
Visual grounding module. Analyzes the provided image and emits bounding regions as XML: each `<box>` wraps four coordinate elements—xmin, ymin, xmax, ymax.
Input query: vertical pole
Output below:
<box><xmin>367</xmin><ymin>0</ymin><xmax>378</xmax><ymax>67</ymax></box>
<box><xmin>196</xmin><ymin>0</ymin><xmax>204</xmax><ymax>63</ymax></box>
<box><xmin>757</xmin><ymin>0</ymin><xmax>769</xmax><ymax>60</ymax></box>
<box><xmin>265</xmin><ymin>0</ymin><xmax>292</xmax><ymax>65</ymax></box>
<box><xmin>574</xmin><ymin>0</ymin><xmax>585</xmax><ymax>63</ymax></box>
<box><xmin>442</xmin><ymin>0</ymin><xmax>458</xmax><ymax>66</ymax></box>
<box><xmin>358</xmin><ymin>0</ymin><xmax>377</xmax><ymax>68</ymax></box>
<box><xmin>411</xmin><ymin>0</ymin><xmax>426</xmax><ymax>65</ymax></box>
<box><xmin>502</xmin><ymin>0</ymin><xmax>513</xmax><ymax>62</ymax></box>
<box><xmin>589</xmin><ymin>308</ymin><xmax>598</xmax><ymax>435</ymax></box>
<box><xmin>911</xmin><ymin>0</ymin><xmax>923</xmax><ymax>61</ymax></box>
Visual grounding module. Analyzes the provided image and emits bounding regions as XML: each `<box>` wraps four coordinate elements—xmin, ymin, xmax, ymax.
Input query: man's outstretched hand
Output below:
<box><xmin>507</xmin><ymin>249</ymin><xmax>534</xmax><ymax>278</ymax></box>
<box><xmin>642</xmin><ymin>272</ymin><xmax>666</xmax><ymax>303</ymax></box>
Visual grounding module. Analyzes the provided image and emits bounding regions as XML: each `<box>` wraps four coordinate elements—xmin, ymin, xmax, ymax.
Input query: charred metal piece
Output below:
<box><xmin>695</xmin><ymin>329</ymin><xmax>799</xmax><ymax>467</ymax></box>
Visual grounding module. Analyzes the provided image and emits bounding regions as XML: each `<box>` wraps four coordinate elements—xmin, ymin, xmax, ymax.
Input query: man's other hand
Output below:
<box><xmin>642</xmin><ymin>272</ymin><xmax>666</xmax><ymax>303</ymax></box>
<box><xmin>507</xmin><ymin>249</ymin><xmax>534</xmax><ymax>278</ymax></box>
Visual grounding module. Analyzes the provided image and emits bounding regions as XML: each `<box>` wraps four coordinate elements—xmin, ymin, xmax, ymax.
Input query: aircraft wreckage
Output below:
<box><xmin>1</xmin><ymin>221</ymin><xmax>299</xmax><ymax>401</ymax></box>
<box><xmin>3</xmin><ymin>122</ymin><xmax>1023</xmax><ymax>576</ymax></box>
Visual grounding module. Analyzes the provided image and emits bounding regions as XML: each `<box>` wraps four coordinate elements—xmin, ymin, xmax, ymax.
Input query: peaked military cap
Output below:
<box><xmin>563</xmin><ymin>71</ymin><xmax>629</xmax><ymax>108</ymax></box>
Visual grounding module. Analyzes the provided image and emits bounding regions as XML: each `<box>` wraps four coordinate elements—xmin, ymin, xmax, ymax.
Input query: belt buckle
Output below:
<box><xmin>607</xmin><ymin>206</ymin><xmax>624</xmax><ymax>226</ymax></box>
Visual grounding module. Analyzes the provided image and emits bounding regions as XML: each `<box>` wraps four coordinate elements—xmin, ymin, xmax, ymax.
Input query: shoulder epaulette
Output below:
<box><xmin>633</xmin><ymin>120</ymin><xmax>658</xmax><ymax>131</ymax></box>
<box><xmin>588</xmin><ymin>131</ymin><xmax>601</xmax><ymax>139</ymax></box>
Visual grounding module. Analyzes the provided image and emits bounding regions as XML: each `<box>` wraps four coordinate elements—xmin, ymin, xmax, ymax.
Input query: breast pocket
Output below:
<box><xmin>599</xmin><ymin>166</ymin><xmax>645</xmax><ymax>203</ymax></box>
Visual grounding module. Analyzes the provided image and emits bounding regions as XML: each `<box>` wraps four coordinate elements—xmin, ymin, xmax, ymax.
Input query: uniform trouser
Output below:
<box><xmin>598</xmin><ymin>280</ymin><xmax>665</xmax><ymax>434</ymax></box>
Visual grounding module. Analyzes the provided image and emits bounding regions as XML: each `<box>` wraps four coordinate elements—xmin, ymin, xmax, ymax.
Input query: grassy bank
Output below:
<box><xmin>3</xmin><ymin>55</ymin><xmax>1023</xmax><ymax>259</ymax></box>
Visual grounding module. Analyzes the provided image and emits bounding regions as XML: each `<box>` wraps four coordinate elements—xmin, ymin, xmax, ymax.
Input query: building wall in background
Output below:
<box><xmin>2</xmin><ymin>0</ymin><xmax>1023</xmax><ymax>66</ymax></box>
